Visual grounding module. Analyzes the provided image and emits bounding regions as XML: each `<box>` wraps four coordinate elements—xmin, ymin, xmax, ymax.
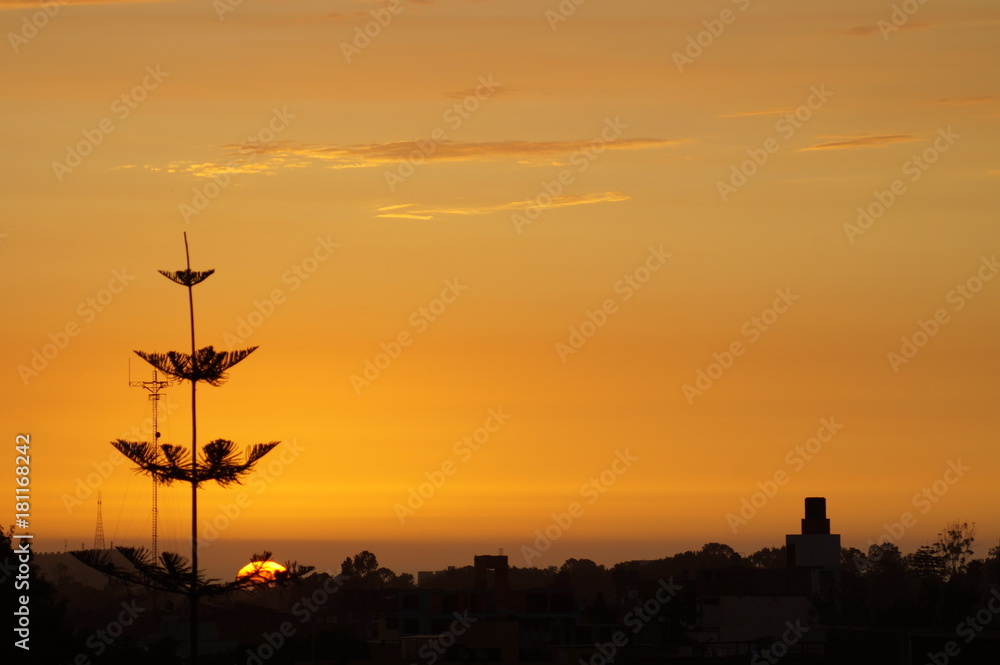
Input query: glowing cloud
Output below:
<box><xmin>374</xmin><ymin>192</ymin><xmax>630</xmax><ymax>220</ymax></box>
<box><xmin>802</xmin><ymin>134</ymin><xmax>919</xmax><ymax>151</ymax></box>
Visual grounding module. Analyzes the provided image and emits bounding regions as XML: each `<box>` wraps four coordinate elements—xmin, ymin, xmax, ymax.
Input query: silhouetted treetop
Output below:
<box><xmin>932</xmin><ymin>521</ymin><xmax>975</xmax><ymax>579</ymax></box>
<box><xmin>135</xmin><ymin>346</ymin><xmax>257</xmax><ymax>386</ymax></box>
<box><xmin>112</xmin><ymin>438</ymin><xmax>279</xmax><ymax>487</ymax></box>
<box><xmin>340</xmin><ymin>551</ymin><xmax>414</xmax><ymax>588</ymax></box>
<box><xmin>85</xmin><ymin>233</ymin><xmax>291</xmax><ymax>663</ymax></box>
<box><xmin>158</xmin><ymin>268</ymin><xmax>215</xmax><ymax>286</ymax></box>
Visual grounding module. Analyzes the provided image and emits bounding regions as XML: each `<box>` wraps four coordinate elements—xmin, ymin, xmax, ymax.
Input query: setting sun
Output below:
<box><xmin>237</xmin><ymin>560</ymin><xmax>287</xmax><ymax>584</ymax></box>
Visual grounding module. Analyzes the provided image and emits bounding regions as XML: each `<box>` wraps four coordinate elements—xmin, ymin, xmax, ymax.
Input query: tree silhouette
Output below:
<box><xmin>932</xmin><ymin>521</ymin><xmax>976</xmax><ymax>579</ymax></box>
<box><xmin>339</xmin><ymin>551</ymin><xmax>414</xmax><ymax>588</ymax></box>
<box><xmin>988</xmin><ymin>545</ymin><xmax>1000</xmax><ymax>586</ymax></box>
<box><xmin>907</xmin><ymin>544</ymin><xmax>946</xmax><ymax>582</ymax></box>
<box><xmin>351</xmin><ymin>550</ymin><xmax>379</xmax><ymax>579</ymax></box>
<box><xmin>75</xmin><ymin>234</ymin><xmax>307</xmax><ymax>663</ymax></box>
<box><xmin>747</xmin><ymin>545</ymin><xmax>786</xmax><ymax>569</ymax></box>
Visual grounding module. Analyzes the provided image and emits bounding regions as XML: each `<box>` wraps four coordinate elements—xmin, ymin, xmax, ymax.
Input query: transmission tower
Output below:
<box><xmin>94</xmin><ymin>491</ymin><xmax>106</xmax><ymax>549</ymax></box>
<box><xmin>130</xmin><ymin>368</ymin><xmax>170</xmax><ymax>564</ymax></box>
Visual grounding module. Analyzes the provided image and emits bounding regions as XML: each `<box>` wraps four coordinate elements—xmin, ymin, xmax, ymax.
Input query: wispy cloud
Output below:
<box><xmin>146</xmin><ymin>137</ymin><xmax>678</xmax><ymax>178</ymax></box>
<box><xmin>0</xmin><ymin>0</ymin><xmax>430</xmax><ymax>10</ymax></box>
<box><xmin>140</xmin><ymin>158</ymin><xmax>308</xmax><ymax>178</ymax></box>
<box><xmin>801</xmin><ymin>134</ymin><xmax>919</xmax><ymax>151</ymax></box>
<box><xmin>0</xmin><ymin>0</ymin><xmax>162</xmax><ymax>8</ymax></box>
<box><xmin>228</xmin><ymin>138</ymin><xmax>678</xmax><ymax>165</ymax></box>
<box><xmin>375</xmin><ymin>192</ymin><xmax>630</xmax><ymax>220</ymax></box>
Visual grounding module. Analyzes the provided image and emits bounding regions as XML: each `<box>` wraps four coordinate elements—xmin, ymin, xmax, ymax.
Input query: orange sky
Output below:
<box><xmin>3</xmin><ymin>0</ymin><xmax>999</xmax><ymax>577</ymax></box>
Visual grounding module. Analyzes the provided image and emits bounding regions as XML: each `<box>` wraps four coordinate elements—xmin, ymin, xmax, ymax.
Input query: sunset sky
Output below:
<box><xmin>3</xmin><ymin>0</ymin><xmax>999</xmax><ymax>578</ymax></box>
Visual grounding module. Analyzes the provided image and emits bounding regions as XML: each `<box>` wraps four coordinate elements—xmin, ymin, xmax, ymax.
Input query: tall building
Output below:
<box><xmin>691</xmin><ymin>497</ymin><xmax>841</xmax><ymax>655</ymax></box>
<box><xmin>786</xmin><ymin>497</ymin><xmax>841</xmax><ymax>570</ymax></box>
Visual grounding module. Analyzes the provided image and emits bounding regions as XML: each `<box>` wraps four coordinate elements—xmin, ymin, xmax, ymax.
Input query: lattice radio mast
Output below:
<box><xmin>94</xmin><ymin>490</ymin><xmax>105</xmax><ymax>549</ymax></box>
<box><xmin>130</xmin><ymin>367</ymin><xmax>170</xmax><ymax>563</ymax></box>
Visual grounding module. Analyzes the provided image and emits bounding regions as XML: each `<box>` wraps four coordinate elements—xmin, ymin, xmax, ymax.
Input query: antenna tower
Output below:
<box><xmin>130</xmin><ymin>367</ymin><xmax>171</xmax><ymax>563</ymax></box>
<box><xmin>94</xmin><ymin>490</ymin><xmax>105</xmax><ymax>549</ymax></box>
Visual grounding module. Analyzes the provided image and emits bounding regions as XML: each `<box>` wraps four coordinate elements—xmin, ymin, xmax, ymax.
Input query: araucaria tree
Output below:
<box><xmin>110</xmin><ymin>234</ymin><xmax>283</xmax><ymax>662</ymax></box>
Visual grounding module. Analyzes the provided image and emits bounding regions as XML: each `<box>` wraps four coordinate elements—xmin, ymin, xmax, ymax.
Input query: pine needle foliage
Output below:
<box><xmin>111</xmin><ymin>439</ymin><xmax>279</xmax><ymax>487</ymax></box>
<box><xmin>134</xmin><ymin>346</ymin><xmax>257</xmax><ymax>386</ymax></box>
<box><xmin>73</xmin><ymin>234</ymin><xmax>307</xmax><ymax>663</ymax></box>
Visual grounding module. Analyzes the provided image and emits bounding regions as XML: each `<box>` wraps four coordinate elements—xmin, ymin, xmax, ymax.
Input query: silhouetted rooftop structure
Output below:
<box><xmin>787</xmin><ymin>496</ymin><xmax>841</xmax><ymax>572</ymax></box>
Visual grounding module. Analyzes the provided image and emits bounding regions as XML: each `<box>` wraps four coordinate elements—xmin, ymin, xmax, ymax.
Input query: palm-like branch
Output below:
<box><xmin>70</xmin><ymin>547</ymin><xmax>309</xmax><ymax>598</ymax></box>
<box><xmin>112</xmin><ymin>438</ymin><xmax>279</xmax><ymax>487</ymax></box>
<box><xmin>158</xmin><ymin>269</ymin><xmax>215</xmax><ymax>286</ymax></box>
<box><xmin>112</xmin><ymin>440</ymin><xmax>194</xmax><ymax>484</ymax></box>
<box><xmin>135</xmin><ymin>346</ymin><xmax>257</xmax><ymax>386</ymax></box>
<box><xmin>200</xmin><ymin>439</ymin><xmax>279</xmax><ymax>486</ymax></box>
<box><xmin>161</xmin><ymin>443</ymin><xmax>191</xmax><ymax>472</ymax></box>
<box><xmin>73</xmin><ymin>546</ymin><xmax>313</xmax><ymax>599</ymax></box>
<box><xmin>70</xmin><ymin>546</ymin><xmax>198</xmax><ymax>595</ymax></box>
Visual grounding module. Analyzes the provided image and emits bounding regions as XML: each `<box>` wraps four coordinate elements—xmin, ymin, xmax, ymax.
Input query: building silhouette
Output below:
<box><xmin>24</xmin><ymin>495</ymin><xmax>1000</xmax><ymax>664</ymax></box>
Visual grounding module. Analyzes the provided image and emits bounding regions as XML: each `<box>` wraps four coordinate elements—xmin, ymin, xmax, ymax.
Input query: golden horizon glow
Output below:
<box><xmin>3</xmin><ymin>0</ymin><xmax>999</xmax><ymax>579</ymax></box>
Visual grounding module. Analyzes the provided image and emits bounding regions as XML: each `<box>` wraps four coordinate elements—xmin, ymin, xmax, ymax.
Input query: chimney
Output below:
<box><xmin>801</xmin><ymin>497</ymin><xmax>831</xmax><ymax>535</ymax></box>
